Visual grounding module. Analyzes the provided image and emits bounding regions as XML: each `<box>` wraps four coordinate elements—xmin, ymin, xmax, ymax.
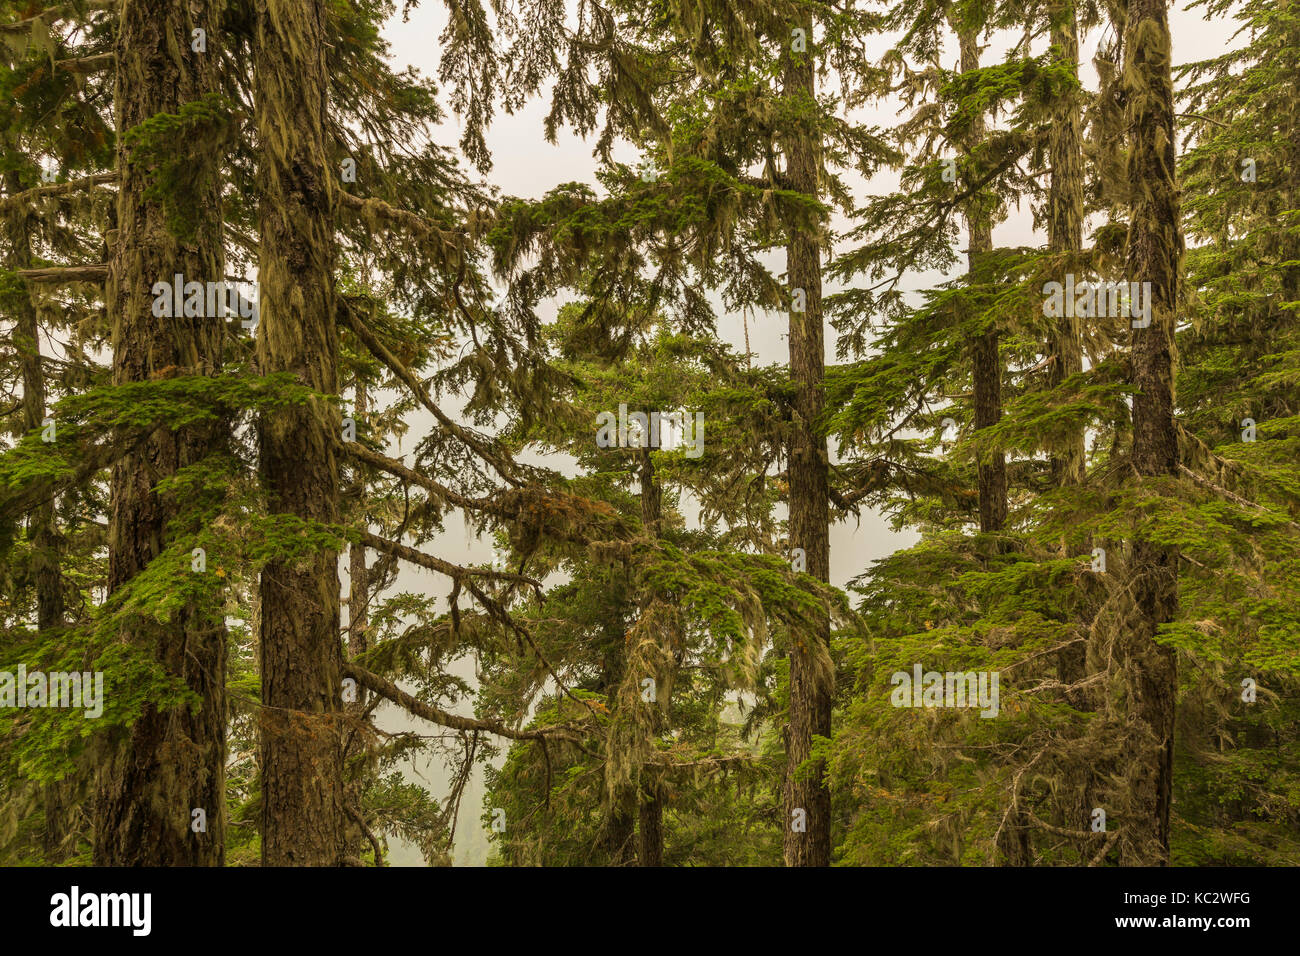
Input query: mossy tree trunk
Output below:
<box><xmin>956</xmin><ymin>24</ymin><xmax>1008</xmax><ymax>536</ymax></box>
<box><xmin>1119</xmin><ymin>0</ymin><xmax>1180</xmax><ymax>866</ymax></box>
<box><xmin>4</xmin><ymin>169</ymin><xmax>74</xmax><ymax>862</ymax></box>
<box><xmin>253</xmin><ymin>0</ymin><xmax>346</xmax><ymax>866</ymax></box>
<box><xmin>1047</xmin><ymin>0</ymin><xmax>1086</xmax><ymax>487</ymax></box>
<box><xmin>780</xmin><ymin>9</ymin><xmax>833</xmax><ymax>868</ymax></box>
<box><xmin>94</xmin><ymin>0</ymin><xmax>228</xmax><ymax>867</ymax></box>
<box><xmin>637</xmin><ymin>446</ymin><xmax>665</xmax><ymax>867</ymax></box>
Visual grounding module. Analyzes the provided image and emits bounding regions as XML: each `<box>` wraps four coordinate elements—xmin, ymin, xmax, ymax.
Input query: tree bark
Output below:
<box><xmin>956</xmin><ymin>25</ymin><xmax>1008</xmax><ymax>535</ymax></box>
<box><xmin>1047</xmin><ymin>0</ymin><xmax>1086</xmax><ymax>487</ymax></box>
<box><xmin>4</xmin><ymin>170</ymin><xmax>74</xmax><ymax>862</ymax></box>
<box><xmin>781</xmin><ymin>12</ymin><xmax>833</xmax><ymax>868</ymax></box>
<box><xmin>1119</xmin><ymin>0</ymin><xmax>1180</xmax><ymax>866</ymax></box>
<box><xmin>94</xmin><ymin>0</ymin><xmax>227</xmax><ymax>867</ymax></box>
<box><xmin>253</xmin><ymin>0</ymin><xmax>346</xmax><ymax>866</ymax></box>
<box><xmin>343</xmin><ymin>385</ymin><xmax>371</xmax><ymax>859</ymax></box>
<box><xmin>636</xmin><ymin>446</ymin><xmax>665</xmax><ymax>867</ymax></box>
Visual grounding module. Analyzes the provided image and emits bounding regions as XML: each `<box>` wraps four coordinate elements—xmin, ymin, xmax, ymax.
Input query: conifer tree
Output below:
<box><xmin>91</xmin><ymin>0</ymin><xmax>232</xmax><ymax>867</ymax></box>
<box><xmin>251</xmin><ymin>0</ymin><xmax>347</xmax><ymax>865</ymax></box>
<box><xmin>1117</xmin><ymin>0</ymin><xmax>1180</xmax><ymax>865</ymax></box>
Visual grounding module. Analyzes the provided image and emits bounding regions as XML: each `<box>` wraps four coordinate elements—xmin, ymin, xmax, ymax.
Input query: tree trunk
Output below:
<box><xmin>781</xmin><ymin>12</ymin><xmax>833</xmax><ymax>867</ymax></box>
<box><xmin>1047</xmin><ymin>0</ymin><xmax>1086</xmax><ymax>487</ymax></box>
<box><xmin>637</xmin><ymin>785</ymin><xmax>664</xmax><ymax>866</ymax></box>
<box><xmin>1119</xmin><ymin>0</ymin><xmax>1180</xmax><ymax>866</ymax></box>
<box><xmin>254</xmin><ymin>0</ymin><xmax>345</xmax><ymax>866</ymax></box>
<box><xmin>5</xmin><ymin>169</ymin><xmax>75</xmax><ymax>862</ymax></box>
<box><xmin>956</xmin><ymin>25</ymin><xmax>1008</xmax><ymax>535</ymax></box>
<box><xmin>637</xmin><ymin>446</ymin><xmax>665</xmax><ymax>867</ymax></box>
<box><xmin>94</xmin><ymin>0</ymin><xmax>227</xmax><ymax>866</ymax></box>
<box><xmin>343</xmin><ymin>385</ymin><xmax>371</xmax><ymax>860</ymax></box>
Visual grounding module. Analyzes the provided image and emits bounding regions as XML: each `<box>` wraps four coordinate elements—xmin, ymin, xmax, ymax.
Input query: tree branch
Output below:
<box><xmin>54</xmin><ymin>51</ymin><xmax>114</xmax><ymax>74</ymax></box>
<box><xmin>338</xmin><ymin>297</ymin><xmax>524</xmax><ymax>487</ymax></box>
<box><xmin>0</xmin><ymin>172</ymin><xmax>114</xmax><ymax>209</ymax></box>
<box><xmin>359</xmin><ymin>529</ymin><xmax>540</xmax><ymax>590</ymax></box>
<box><xmin>16</xmin><ymin>263</ymin><xmax>108</xmax><ymax>284</ymax></box>
<box><xmin>342</xmin><ymin>661</ymin><xmax>585</xmax><ymax>745</ymax></box>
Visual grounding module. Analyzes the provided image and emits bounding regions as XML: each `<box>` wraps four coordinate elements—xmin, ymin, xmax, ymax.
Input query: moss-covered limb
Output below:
<box><xmin>339</xmin><ymin>294</ymin><xmax>527</xmax><ymax>487</ymax></box>
<box><xmin>0</xmin><ymin>172</ymin><xmax>114</xmax><ymax>209</ymax></box>
<box><xmin>53</xmin><ymin>50</ymin><xmax>113</xmax><ymax>75</ymax></box>
<box><xmin>344</xmin><ymin>440</ymin><xmax>635</xmax><ymax>549</ymax></box>
<box><xmin>341</xmin><ymin>661</ymin><xmax>587</xmax><ymax>745</ymax></box>
<box><xmin>358</xmin><ymin>529</ymin><xmax>541</xmax><ymax>592</ymax></box>
<box><xmin>14</xmin><ymin>263</ymin><xmax>107</xmax><ymax>283</ymax></box>
<box><xmin>0</xmin><ymin>1</ymin><xmax>114</xmax><ymax>34</ymax></box>
<box><xmin>337</xmin><ymin>190</ymin><xmax>468</xmax><ymax>256</ymax></box>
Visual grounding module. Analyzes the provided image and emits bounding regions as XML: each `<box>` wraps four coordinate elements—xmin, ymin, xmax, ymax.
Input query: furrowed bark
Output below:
<box><xmin>93</xmin><ymin>0</ymin><xmax>227</xmax><ymax>867</ymax></box>
<box><xmin>781</xmin><ymin>10</ymin><xmax>833</xmax><ymax>868</ymax></box>
<box><xmin>253</xmin><ymin>0</ymin><xmax>346</xmax><ymax>866</ymax></box>
<box><xmin>1119</xmin><ymin>0</ymin><xmax>1180</xmax><ymax>866</ymax></box>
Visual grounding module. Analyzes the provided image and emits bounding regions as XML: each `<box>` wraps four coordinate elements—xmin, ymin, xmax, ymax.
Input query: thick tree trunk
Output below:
<box><xmin>94</xmin><ymin>0</ymin><xmax>227</xmax><ymax>866</ymax></box>
<box><xmin>254</xmin><ymin>0</ymin><xmax>345</xmax><ymax>866</ymax></box>
<box><xmin>1047</xmin><ymin>0</ymin><xmax>1086</xmax><ymax>486</ymax></box>
<box><xmin>1119</xmin><ymin>0</ymin><xmax>1180</xmax><ymax>866</ymax></box>
<box><xmin>781</xmin><ymin>12</ymin><xmax>833</xmax><ymax>868</ymax></box>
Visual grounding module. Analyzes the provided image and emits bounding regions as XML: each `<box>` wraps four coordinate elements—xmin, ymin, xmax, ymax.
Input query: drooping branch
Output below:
<box><xmin>338</xmin><ymin>297</ymin><xmax>524</xmax><ymax>487</ymax></box>
<box><xmin>342</xmin><ymin>661</ymin><xmax>586</xmax><ymax>745</ymax></box>
<box><xmin>0</xmin><ymin>431</ymin><xmax>147</xmax><ymax>522</ymax></box>
<box><xmin>359</xmin><ymin>529</ymin><xmax>541</xmax><ymax>591</ymax></box>
<box><xmin>344</xmin><ymin>441</ymin><xmax>635</xmax><ymax>548</ymax></box>
<box><xmin>343</xmin><ymin>802</ymin><xmax>384</xmax><ymax>867</ymax></box>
